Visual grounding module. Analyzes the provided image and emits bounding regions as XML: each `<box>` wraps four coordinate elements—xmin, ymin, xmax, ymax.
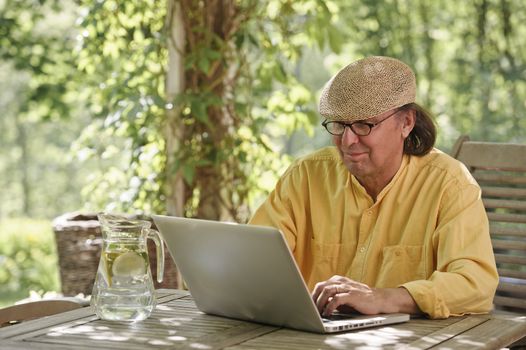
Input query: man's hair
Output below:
<box><xmin>400</xmin><ymin>103</ymin><xmax>436</xmax><ymax>156</ymax></box>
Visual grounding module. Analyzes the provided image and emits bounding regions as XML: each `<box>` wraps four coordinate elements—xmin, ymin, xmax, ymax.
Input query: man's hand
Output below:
<box><xmin>311</xmin><ymin>275</ymin><xmax>421</xmax><ymax>316</ymax></box>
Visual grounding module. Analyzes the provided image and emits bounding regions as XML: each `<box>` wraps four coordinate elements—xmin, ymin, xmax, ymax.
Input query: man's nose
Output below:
<box><xmin>340</xmin><ymin>126</ymin><xmax>359</xmax><ymax>145</ymax></box>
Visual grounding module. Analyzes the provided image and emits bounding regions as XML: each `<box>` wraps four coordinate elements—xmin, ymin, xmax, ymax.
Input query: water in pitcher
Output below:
<box><xmin>91</xmin><ymin>213</ymin><xmax>164</xmax><ymax>322</ymax></box>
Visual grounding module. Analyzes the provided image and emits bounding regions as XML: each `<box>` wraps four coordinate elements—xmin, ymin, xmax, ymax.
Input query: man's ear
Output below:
<box><xmin>401</xmin><ymin>109</ymin><xmax>416</xmax><ymax>138</ymax></box>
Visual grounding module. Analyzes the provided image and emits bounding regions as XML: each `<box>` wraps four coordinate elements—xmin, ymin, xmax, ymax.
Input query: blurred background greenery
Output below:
<box><xmin>0</xmin><ymin>219</ymin><xmax>59</xmax><ymax>307</ymax></box>
<box><xmin>1</xmin><ymin>0</ymin><xmax>525</xmax><ymax>306</ymax></box>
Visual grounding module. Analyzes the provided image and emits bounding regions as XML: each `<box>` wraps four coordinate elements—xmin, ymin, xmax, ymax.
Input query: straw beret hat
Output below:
<box><xmin>319</xmin><ymin>56</ymin><xmax>416</xmax><ymax>122</ymax></box>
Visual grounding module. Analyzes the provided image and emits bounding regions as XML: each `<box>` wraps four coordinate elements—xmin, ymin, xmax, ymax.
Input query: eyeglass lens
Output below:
<box><xmin>325</xmin><ymin>121</ymin><xmax>371</xmax><ymax>136</ymax></box>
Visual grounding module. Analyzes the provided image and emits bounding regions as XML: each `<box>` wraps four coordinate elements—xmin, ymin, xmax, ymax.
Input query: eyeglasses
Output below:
<box><xmin>322</xmin><ymin>109</ymin><xmax>400</xmax><ymax>136</ymax></box>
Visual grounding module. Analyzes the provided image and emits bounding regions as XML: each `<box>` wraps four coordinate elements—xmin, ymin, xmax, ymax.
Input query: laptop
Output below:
<box><xmin>152</xmin><ymin>215</ymin><xmax>410</xmax><ymax>333</ymax></box>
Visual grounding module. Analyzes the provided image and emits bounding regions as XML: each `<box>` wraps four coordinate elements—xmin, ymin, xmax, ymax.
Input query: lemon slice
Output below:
<box><xmin>112</xmin><ymin>251</ymin><xmax>147</xmax><ymax>277</ymax></box>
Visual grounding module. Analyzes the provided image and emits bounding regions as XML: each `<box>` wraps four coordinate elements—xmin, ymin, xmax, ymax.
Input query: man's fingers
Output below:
<box><xmin>311</xmin><ymin>277</ymin><xmax>382</xmax><ymax>316</ymax></box>
<box><xmin>311</xmin><ymin>281</ymin><xmax>326</xmax><ymax>303</ymax></box>
<box><xmin>313</xmin><ymin>284</ymin><xmax>332</xmax><ymax>313</ymax></box>
<box><xmin>311</xmin><ymin>276</ymin><xmax>363</xmax><ymax>315</ymax></box>
<box><xmin>315</xmin><ymin>284</ymin><xmax>348</xmax><ymax>314</ymax></box>
<box><xmin>322</xmin><ymin>292</ymin><xmax>350</xmax><ymax>316</ymax></box>
<box><xmin>312</xmin><ymin>276</ymin><xmax>347</xmax><ymax>299</ymax></box>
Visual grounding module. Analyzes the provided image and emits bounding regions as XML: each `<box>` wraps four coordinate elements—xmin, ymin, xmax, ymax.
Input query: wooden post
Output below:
<box><xmin>164</xmin><ymin>0</ymin><xmax>186</xmax><ymax>218</ymax></box>
<box><xmin>164</xmin><ymin>0</ymin><xmax>186</xmax><ymax>289</ymax></box>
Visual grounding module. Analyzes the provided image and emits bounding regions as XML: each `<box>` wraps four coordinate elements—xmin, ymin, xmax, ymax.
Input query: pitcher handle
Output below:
<box><xmin>147</xmin><ymin>228</ymin><xmax>165</xmax><ymax>283</ymax></box>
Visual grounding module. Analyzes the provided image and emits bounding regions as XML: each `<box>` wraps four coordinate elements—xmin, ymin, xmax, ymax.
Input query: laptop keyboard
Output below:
<box><xmin>322</xmin><ymin>312</ymin><xmax>357</xmax><ymax>322</ymax></box>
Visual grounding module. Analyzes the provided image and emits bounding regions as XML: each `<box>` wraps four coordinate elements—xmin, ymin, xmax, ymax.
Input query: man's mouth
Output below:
<box><xmin>342</xmin><ymin>151</ymin><xmax>367</xmax><ymax>162</ymax></box>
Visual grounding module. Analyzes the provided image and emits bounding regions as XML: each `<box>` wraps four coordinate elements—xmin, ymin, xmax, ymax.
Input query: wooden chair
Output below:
<box><xmin>451</xmin><ymin>135</ymin><xmax>526</xmax><ymax>313</ymax></box>
<box><xmin>0</xmin><ymin>299</ymin><xmax>84</xmax><ymax>328</ymax></box>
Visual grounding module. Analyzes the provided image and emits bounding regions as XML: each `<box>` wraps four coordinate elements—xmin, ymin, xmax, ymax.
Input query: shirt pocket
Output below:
<box><xmin>376</xmin><ymin>245</ymin><xmax>426</xmax><ymax>287</ymax></box>
<box><xmin>310</xmin><ymin>239</ymin><xmax>354</xmax><ymax>286</ymax></box>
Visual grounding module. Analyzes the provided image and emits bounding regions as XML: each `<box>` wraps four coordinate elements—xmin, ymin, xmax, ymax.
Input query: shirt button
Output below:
<box><xmin>359</xmin><ymin>247</ymin><xmax>366</xmax><ymax>253</ymax></box>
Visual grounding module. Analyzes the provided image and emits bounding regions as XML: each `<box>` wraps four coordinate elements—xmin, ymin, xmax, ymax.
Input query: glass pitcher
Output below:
<box><xmin>91</xmin><ymin>213</ymin><xmax>164</xmax><ymax>322</ymax></box>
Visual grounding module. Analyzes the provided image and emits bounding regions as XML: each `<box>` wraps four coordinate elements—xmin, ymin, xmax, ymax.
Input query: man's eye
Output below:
<box><xmin>353</xmin><ymin>123</ymin><xmax>368</xmax><ymax>129</ymax></box>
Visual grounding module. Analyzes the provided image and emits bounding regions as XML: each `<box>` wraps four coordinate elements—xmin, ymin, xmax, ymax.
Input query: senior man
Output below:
<box><xmin>249</xmin><ymin>56</ymin><xmax>498</xmax><ymax>319</ymax></box>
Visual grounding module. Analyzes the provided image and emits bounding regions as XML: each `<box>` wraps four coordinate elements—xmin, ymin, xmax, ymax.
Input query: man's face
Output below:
<box><xmin>332</xmin><ymin>109</ymin><xmax>413</xmax><ymax>181</ymax></box>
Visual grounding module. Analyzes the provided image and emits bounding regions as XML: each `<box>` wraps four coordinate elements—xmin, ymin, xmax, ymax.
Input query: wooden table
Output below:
<box><xmin>1</xmin><ymin>289</ymin><xmax>525</xmax><ymax>349</ymax></box>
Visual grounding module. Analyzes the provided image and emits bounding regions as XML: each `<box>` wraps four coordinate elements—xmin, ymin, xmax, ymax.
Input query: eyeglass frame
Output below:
<box><xmin>321</xmin><ymin>109</ymin><xmax>401</xmax><ymax>137</ymax></box>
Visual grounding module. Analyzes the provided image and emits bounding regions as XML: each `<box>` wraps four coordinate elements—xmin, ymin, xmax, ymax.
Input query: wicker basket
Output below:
<box><xmin>52</xmin><ymin>212</ymin><xmax>181</xmax><ymax>296</ymax></box>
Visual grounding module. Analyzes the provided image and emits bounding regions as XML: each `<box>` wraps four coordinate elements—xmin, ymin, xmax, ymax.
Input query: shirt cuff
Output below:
<box><xmin>401</xmin><ymin>280</ymin><xmax>450</xmax><ymax>319</ymax></box>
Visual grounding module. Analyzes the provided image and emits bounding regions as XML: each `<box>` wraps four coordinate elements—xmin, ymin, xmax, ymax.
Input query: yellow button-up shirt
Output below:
<box><xmin>249</xmin><ymin>146</ymin><xmax>498</xmax><ymax>318</ymax></box>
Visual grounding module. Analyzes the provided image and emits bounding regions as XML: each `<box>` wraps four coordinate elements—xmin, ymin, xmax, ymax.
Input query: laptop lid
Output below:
<box><xmin>152</xmin><ymin>215</ymin><xmax>409</xmax><ymax>333</ymax></box>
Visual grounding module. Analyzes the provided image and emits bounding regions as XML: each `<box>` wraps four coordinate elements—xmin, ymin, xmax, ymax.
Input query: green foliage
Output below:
<box><xmin>0</xmin><ymin>218</ymin><xmax>60</xmax><ymax>307</ymax></box>
<box><xmin>72</xmin><ymin>0</ymin><xmax>168</xmax><ymax>214</ymax></box>
<box><xmin>71</xmin><ymin>0</ymin><xmax>339</xmax><ymax>220</ymax></box>
<box><xmin>1</xmin><ymin>0</ymin><xmax>526</xmax><ymax>221</ymax></box>
<box><xmin>0</xmin><ymin>0</ymin><xmax>78</xmax><ymax>122</ymax></box>
<box><xmin>327</xmin><ymin>0</ymin><xmax>526</xmax><ymax>149</ymax></box>
<box><xmin>0</xmin><ymin>0</ymin><xmax>87</xmax><ymax>218</ymax></box>
<box><xmin>0</xmin><ymin>84</ymin><xmax>93</xmax><ymax>218</ymax></box>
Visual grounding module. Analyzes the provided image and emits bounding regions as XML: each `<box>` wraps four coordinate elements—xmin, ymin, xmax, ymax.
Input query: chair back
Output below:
<box><xmin>0</xmin><ymin>300</ymin><xmax>82</xmax><ymax>327</ymax></box>
<box><xmin>451</xmin><ymin>135</ymin><xmax>526</xmax><ymax>313</ymax></box>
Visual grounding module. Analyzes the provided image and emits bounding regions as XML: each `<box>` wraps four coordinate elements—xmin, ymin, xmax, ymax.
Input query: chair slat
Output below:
<box><xmin>489</xmin><ymin>224</ymin><xmax>526</xmax><ymax>237</ymax></box>
<box><xmin>456</xmin><ymin>142</ymin><xmax>526</xmax><ymax>171</ymax></box>
<box><xmin>493</xmin><ymin>295</ymin><xmax>526</xmax><ymax>310</ymax></box>
<box><xmin>497</xmin><ymin>268</ymin><xmax>526</xmax><ymax>280</ymax></box>
<box><xmin>497</xmin><ymin>281</ymin><xmax>526</xmax><ymax>294</ymax></box>
<box><xmin>491</xmin><ymin>239</ymin><xmax>526</xmax><ymax>251</ymax></box>
<box><xmin>481</xmin><ymin>186</ymin><xmax>526</xmax><ymax>198</ymax></box>
<box><xmin>487</xmin><ymin>212</ymin><xmax>526</xmax><ymax>224</ymax></box>
<box><xmin>0</xmin><ymin>300</ymin><xmax>83</xmax><ymax>327</ymax></box>
<box><xmin>494</xmin><ymin>253</ymin><xmax>526</xmax><ymax>265</ymax></box>
<box><xmin>474</xmin><ymin>172</ymin><xmax>526</xmax><ymax>185</ymax></box>
<box><xmin>483</xmin><ymin>198</ymin><xmax>526</xmax><ymax>211</ymax></box>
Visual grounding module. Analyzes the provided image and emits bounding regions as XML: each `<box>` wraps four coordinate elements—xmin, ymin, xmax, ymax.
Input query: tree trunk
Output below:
<box><xmin>476</xmin><ymin>0</ymin><xmax>492</xmax><ymax>140</ymax></box>
<box><xmin>14</xmin><ymin>113</ymin><xmax>31</xmax><ymax>216</ymax></box>
<box><xmin>164</xmin><ymin>0</ymin><xmax>247</xmax><ymax>221</ymax></box>
<box><xmin>418</xmin><ymin>0</ymin><xmax>434</xmax><ymax>108</ymax></box>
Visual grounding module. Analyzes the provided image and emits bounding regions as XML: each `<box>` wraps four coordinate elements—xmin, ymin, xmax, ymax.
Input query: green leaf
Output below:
<box><xmin>327</xmin><ymin>25</ymin><xmax>343</xmax><ymax>54</ymax></box>
<box><xmin>195</xmin><ymin>159</ymin><xmax>212</xmax><ymax>167</ymax></box>
<box><xmin>191</xmin><ymin>99</ymin><xmax>209</xmax><ymax>124</ymax></box>
<box><xmin>206</xmin><ymin>48</ymin><xmax>221</xmax><ymax>61</ymax></box>
<box><xmin>182</xmin><ymin>164</ymin><xmax>195</xmax><ymax>185</ymax></box>
<box><xmin>197</xmin><ymin>57</ymin><xmax>210</xmax><ymax>74</ymax></box>
<box><xmin>273</xmin><ymin>62</ymin><xmax>287</xmax><ymax>83</ymax></box>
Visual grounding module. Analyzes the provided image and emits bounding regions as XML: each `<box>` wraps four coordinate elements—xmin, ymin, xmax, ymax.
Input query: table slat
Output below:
<box><xmin>435</xmin><ymin>316</ymin><xmax>526</xmax><ymax>349</ymax></box>
<box><xmin>403</xmin><ymin>316</ymin><xmax>489</xmax><ymax>349</ymax></box>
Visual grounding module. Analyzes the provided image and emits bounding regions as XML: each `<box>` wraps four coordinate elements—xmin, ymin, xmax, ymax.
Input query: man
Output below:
<box><xmin>249</xmin><ymin>56</ymin><xmax>498</xmax><ymax>319</ymax></box>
